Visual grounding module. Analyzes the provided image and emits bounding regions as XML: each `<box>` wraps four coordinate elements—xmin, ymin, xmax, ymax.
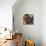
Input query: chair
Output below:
<box><xmin>25</xmin><ymin>40</ymin><xmax>35</xmax><ymax>46</ymax></box>
<box><xmin>15</xmin><ymin>33</ymin><xmax>23</xmax><ymax>46</ymax></box>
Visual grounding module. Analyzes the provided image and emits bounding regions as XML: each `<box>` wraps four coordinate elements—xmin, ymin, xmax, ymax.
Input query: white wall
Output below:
<box><xmin>13</xmin><ymin>0</ymin><xmax>41</xmax><ymax>46</ymax></box>
<box><xmin>0</xmin><ymin>0</ymin><xmax>16</xmax><ymax>30</ymax></box>
<box><xmin>41</xmin><ymin>0</ymin><xmax>46</xmax><ymax>46</ymax></box>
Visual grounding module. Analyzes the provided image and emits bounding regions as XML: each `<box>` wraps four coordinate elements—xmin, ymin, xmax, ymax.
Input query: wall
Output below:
<box><xmin>0</xmin><ymin>0</ymin><xmax>16</xmax><ymax>30</ymax></box>
<box><xmin>13</xmin><ymin>0</ymin><xmax>41</xmax><ymax>46</ymax></box>
<box><xmin>41</xmin><ymin>0</ymin><xmax>46</xmax><ymax>46</ymax></box>
<box><xmin>0</xmin><ymin>0</ymin><xmax>17</xmax><ymax>38</ymax></box>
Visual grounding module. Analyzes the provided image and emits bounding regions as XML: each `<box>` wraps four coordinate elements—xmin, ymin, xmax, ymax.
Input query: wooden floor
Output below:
<box><xmin>0</xmin><ymin>39</ymin><xmax>16</xmax><ymax>46</ymax></box>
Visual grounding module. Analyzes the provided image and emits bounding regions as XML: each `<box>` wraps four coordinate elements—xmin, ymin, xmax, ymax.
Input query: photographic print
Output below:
<box><xmin>23</xmin><ymin>14</ymin><xmax>34</xmax><ymax>25</ymax></box>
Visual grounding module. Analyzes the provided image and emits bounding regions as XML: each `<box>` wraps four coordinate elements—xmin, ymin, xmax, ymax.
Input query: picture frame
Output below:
<box><xmin>23</xmin><ymin>14</ymin><xmax>34</xmax><ymax>25</ymax></box>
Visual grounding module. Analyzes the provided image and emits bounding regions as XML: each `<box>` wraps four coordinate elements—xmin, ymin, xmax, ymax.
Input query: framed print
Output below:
<box><xmin>23</xmin><ymin>14</ymin><xmax>34</xmax><ymax>25</ymax></box>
